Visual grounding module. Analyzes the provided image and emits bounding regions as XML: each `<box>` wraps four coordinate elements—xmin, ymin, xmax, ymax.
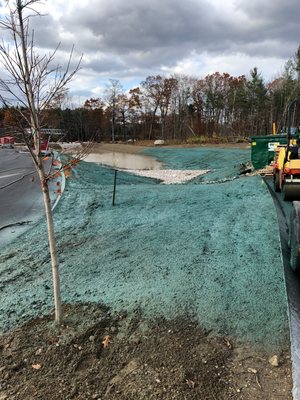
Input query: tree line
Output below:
<box><xmin>2</xmin><ymin>47</ymin><xmax>300</xmax><ymax>143</ymax></box>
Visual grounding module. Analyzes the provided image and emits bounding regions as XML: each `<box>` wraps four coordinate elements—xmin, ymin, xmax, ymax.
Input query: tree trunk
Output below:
<box><xmin>38</xmin><ymin>166</ymin><xmax>62</xmax><ymax>325</ymax></box>
<box><xmin>111</xmin><ymin>116</ymin><xmax>115</xmax><ymax>142</ymax></box>
<box><xmin>148</xmin><ymin>113</ymin><xmax>154</xmax><ymax>140</ymax></box>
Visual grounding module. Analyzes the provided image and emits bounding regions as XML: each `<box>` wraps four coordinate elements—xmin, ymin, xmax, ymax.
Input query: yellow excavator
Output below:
<box><xmin>273</xmin><ymin>99</ymin><xmax>300</xmax><ymax>201</ymax></box>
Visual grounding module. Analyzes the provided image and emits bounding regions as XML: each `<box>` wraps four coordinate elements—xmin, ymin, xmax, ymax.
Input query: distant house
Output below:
<box><xmin>0</xmin><ymin>136</ymin><xmax>15</xmax><ymax>144</ymax></box>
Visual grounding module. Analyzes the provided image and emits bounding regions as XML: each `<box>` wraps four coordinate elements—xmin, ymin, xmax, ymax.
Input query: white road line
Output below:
<box><xmin>0</xmin><ymin>172</ymin><xmax>24</xmax><ymax>179</ymax></box>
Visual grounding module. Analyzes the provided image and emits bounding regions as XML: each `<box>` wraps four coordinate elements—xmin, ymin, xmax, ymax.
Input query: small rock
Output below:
<box><xmin>89</xmin><ymin>336</ymin><xmax>95</xmax><ymax>342</ymax></box>
<box><xmin>35</xmin><ymin>348</ymin><xmax>42</xmax><ymax>356</ymax></box>
<box><xmin>32</xmin><ymin>363</ymin><xmax>42</xmax><ymax>370</ymax></box>
<box><xmin>269</xmin><ymin>355</ymin><xmax>279</xmax><ymax>367</ymax></box>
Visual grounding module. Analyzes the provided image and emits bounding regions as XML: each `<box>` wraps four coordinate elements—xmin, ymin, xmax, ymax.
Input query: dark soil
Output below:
<box><xmin>0</xmin><ymin>304</ymin><xmax>292</xmax><ymax>400</ymax></box>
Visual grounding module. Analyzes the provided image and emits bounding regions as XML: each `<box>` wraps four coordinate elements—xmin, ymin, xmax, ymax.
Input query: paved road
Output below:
<box><xmin>0</xmin><ymin>149</ymin><xmax>47</xmax><ymax>246</ymax></box>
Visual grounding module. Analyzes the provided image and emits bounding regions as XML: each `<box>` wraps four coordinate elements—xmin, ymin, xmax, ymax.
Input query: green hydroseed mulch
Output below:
<box><xmin>0</xmin><ymin>147</ymin><xmax>289</xmax><ymax>348</ymax></box>
<box><xmin>143</xmin><ymin>146</ymin><xmax>249</xmax><ymax>182</ymax></box>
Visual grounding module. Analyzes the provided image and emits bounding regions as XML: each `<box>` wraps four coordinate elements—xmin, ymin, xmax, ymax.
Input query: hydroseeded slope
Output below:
<box><xmin>0</xmin><ymin>148</ymin><xmax>289</xmax><ymax>348</ymax></box>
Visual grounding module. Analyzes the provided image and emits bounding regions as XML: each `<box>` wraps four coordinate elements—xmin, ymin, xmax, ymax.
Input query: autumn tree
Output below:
<box><xmin>3</xmin><ymin>107</ymin><xmax>19</xmax><ymax>128</ymax></box>
<box><xmin>141</xmin><ymin>75</ymin><xmax>164</xmax><ymax>139</ymax></box>
<box><xmin>83</xmin><ymin>98</ymin><xmax>104</xmax><ymax>141</ymax></box>
<box><xmin>128</xmin><ymin>87</ymin><xmax>144</xmax><ymax>139</ymax></box>
<box><xmin>116</xmin><ymin>94</ymin><xmax>130</xmax><ymax>141</ymax></box>
<box><xmin>227</xmin><ymin>75</ymin><xmax>248</xmax><ymax>135</ymax></box>
<box><xmin>0</xmin><ymin>0</ymin><xmax>81</xmax><ymax>324</ymax></box>
<box><xmin>158</xmin><ymin>77</ymin><xmax>178</xmax><ymax>139</ymax></box>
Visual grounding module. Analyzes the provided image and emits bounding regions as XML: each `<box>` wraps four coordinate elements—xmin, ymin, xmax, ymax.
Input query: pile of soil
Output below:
<box><xmin>0</xmin><ymin>304</ymin><xmax>292</xmax><ymax>400</ymax></box>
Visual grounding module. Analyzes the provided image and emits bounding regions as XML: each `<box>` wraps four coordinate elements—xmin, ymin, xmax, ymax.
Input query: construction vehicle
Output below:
<box><xmin>271</xmin><ymin>99</ymin><xmax>300</xmax><ymax>274</ymax></box>
<box><xmin>273</xmin><ymin>99</ymin><xmax>300</xmax><ymax>200</ymax></box>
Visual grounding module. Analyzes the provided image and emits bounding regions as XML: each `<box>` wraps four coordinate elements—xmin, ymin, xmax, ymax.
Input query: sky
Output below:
<box><xmin>0</xmin><ymin>0</ymin><xmax>300</xmax><ymax>103</ymax></box>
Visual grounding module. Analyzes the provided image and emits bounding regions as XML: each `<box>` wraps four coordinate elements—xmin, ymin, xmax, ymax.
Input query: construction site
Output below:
<box><xmin>2</xmin><ymin>122</ymin><xmax>300</xmax><ymax>398</ymax></box>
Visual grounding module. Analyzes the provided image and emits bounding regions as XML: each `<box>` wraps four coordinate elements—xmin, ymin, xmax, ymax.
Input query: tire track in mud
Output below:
<box><xmin>264</xmin><ymin>177</ymin><xmax>300</xmax><ymax>400</ymax></box>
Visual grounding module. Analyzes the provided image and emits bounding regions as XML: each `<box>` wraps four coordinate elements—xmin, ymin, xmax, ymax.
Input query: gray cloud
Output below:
<box><xmin>232</xmin><ymin>0</ymin><xmax>300</xmax><ymax>54</ymax></box>
<box><xmin>63</xmin><ymin>0</ymin><xmax>216</xmax><ymax>53</ymax></box>
<box><xmin>61</xmin><ymin>0</ymin><xmax>298</xmax><ymax>65</ymax></box>
<box><xmin>24</xmin><ymin>0</ymin><xmax>300</xmax><ymax>97</ymax></box>
<box><xmin>235</xmin><ymin>0</ymin><xmax>299</xmax><ymax>23</ymax></box>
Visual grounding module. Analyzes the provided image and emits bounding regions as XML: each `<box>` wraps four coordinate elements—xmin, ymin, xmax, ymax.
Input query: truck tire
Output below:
<box><xmin>289</xmin><ymin>202</ymin><xmax>300</xmax><ymax>275</ymax></box>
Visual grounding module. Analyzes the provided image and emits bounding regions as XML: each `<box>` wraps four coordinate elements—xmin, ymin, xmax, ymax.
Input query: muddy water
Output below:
<box><xmin>83</xmin><ymin>152</ymin><xmax>163</xmax><ymax>170</ymax></box>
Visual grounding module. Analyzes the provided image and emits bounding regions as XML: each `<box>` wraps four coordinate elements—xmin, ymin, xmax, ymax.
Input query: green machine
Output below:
<box><xmin>250</xmin><ymin>134</ymin><xmax>288</xmax><ymax>170</ymax></box>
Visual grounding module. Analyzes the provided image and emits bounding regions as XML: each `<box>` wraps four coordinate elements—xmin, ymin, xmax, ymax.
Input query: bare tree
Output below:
<box><xmin>141</xmin><ymin>75</ymin><xmax>163</xmax><ymax>140</ymax></box>
<box><xmin>104</xmin><ymin>79</ymin><xmax>123</xmax><ymax>142</ymax></box>
<box><xmin>0</xmin><ymin>0</ymin><xmax>82</xmax><ymax>325</ymax></box>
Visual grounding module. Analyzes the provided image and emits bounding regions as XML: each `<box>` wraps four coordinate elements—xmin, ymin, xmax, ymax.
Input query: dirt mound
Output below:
<box><xmin>0</xmin><ymin>304</ymin><xmax>292</xmax><ymax>400</ymax></box>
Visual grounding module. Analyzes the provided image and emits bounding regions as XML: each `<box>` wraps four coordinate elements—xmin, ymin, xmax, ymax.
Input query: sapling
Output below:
<box><xmin>0</xmin><ymin>0</ymin><xmax>83</xmax><ymax>325</ymax></box>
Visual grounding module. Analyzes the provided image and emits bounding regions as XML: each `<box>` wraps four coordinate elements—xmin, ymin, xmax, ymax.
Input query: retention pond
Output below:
<box><xmin>83</xmin><ymin>152</ymin><xmax>163</xmax><ymax>170</ymax></box>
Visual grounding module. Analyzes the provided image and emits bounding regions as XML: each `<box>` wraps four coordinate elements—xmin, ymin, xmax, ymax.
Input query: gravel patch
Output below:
<box><xmin>125</xmin><ymin>169</ymin><xmax>210</xmax><ymax>184</ymax></box>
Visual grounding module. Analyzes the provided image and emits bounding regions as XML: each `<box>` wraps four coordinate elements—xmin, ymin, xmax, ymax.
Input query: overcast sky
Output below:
<box><xmin>1</xmin><ymin>0</ymin><xmax>300</xmax><ymax>102</ymax></box>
